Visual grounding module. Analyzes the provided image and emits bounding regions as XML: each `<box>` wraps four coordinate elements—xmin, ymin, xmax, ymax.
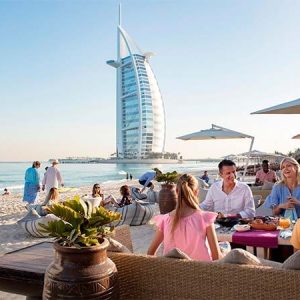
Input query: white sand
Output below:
<box><xmin>0</xmin><ymin>180</ymin><xmax>159</xmax><ymax>256</ymax></box>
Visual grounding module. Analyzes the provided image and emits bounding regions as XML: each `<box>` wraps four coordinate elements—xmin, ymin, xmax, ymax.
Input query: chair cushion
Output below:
<box><xmin>111</xmin><ymin>201</ymin><xmax>155</xmax><ymax>226</ymax></box>
<box><xmin>146</xmin><ymin>190</ymin><xmax>159</xmax><ymax>204</ymax></box>
<box><xmin>282</xmin><ymin>250</ymin><xmax>300</xmax><ymax>270</ymax></box>
<box><xmin>18</xmin><ymin>211</ymin><xmax>60</xmax><ymax>238</ymax></box>
<box><xmin>164</xmin><ymin>248</ymin><xmax>191</xmax><ymax>260</ymax></box>
<box><xmin>216</xmin><ymin>249</ymin><xmax>283</xmax><ymax>268</ymax></box>
<box><xmin>107</xmin><ymin>238</ymin><xmax>132</xmax><ymax>253</ymax></box>
<box><xmin>216</xmin><ymin>248</ymin><xmax>261</xmax><ymax>265</ymax></box>
<box><xmin>131</xmin><ymin>187</ymin><xmax>147</xmax><ymax>200</ymax></box>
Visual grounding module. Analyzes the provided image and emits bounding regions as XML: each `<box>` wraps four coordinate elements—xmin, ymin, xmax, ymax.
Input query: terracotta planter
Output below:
<box><xmin>43</xmin><ymin>238</ymin><xmax>119</xmax><ymax>299</ymax></box>
<box><xmin>158</xmin><ymin>183</ymin><xmax>177</xmax><ymax>214</ymax></box>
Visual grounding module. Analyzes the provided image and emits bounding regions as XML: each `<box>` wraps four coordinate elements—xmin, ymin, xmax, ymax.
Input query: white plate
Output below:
<box><xmin>233</xmin><ymin>224</ymin><xmax>251</xmax><ymax>232</ymax></box>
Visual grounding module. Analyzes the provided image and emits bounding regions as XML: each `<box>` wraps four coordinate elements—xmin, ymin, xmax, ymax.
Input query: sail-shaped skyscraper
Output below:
<box><xmin>107</xmin><ymin>6</ymin><xmax>166</xmax><ymax>159</ymax></box>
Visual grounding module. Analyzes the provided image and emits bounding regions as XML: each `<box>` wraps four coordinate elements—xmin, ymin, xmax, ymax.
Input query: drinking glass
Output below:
<box><xmin>279</xmin><ymin>217</ymin><xmax>291</xmax><ymax>229</ymax></box>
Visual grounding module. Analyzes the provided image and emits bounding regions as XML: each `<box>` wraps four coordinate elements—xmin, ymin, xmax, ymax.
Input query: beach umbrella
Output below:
<box><xmin>238</xmin><ymin>149</ymin><xmax>270</xmax><ymax>158</ymax></box>
<box><xmin>177</xmin><ymin>124</ymin><xmax>255</xmax><ymax>181</ymax></box>
<box><xmin>251</xmin><ymin>98</ymin><xmax>300</xmax><ymax>115</ymax></box>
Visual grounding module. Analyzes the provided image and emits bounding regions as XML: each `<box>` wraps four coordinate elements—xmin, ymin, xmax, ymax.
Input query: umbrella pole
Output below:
<box><xmin>242</xmin><ymin>137</ymin><xmax>255</xmax><ymax>181</ymax></box>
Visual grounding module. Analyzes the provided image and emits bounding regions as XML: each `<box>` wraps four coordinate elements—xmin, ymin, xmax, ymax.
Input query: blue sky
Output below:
<box><xmin>1</xmin><ymin>0</ymin><xmax>300</xmax><ymax>161</ymax></box>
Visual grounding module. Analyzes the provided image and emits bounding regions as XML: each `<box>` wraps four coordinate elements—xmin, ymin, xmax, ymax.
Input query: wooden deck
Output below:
<box><xmin>0</xmin><ymin>242</ymin><xmax>53</xmax><ymax>299</ymax></box>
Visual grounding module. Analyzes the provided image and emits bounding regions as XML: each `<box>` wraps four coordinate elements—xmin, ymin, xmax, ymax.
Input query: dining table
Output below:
<box><xmin>216</xmin><ymin>224</ymin><xmax>292</xmax><ymax>260</ymax></box>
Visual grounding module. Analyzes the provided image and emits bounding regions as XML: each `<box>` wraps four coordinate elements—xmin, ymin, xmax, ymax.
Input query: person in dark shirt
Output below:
<box><xmin>201</xmin><ymin>171</ymin><xmax>209</xmax><ymax>184</ymax></box>
<box><xmin>109</xmin><ymin>185</ymin><xmax>132</xmax><ymax>207</ymax></box>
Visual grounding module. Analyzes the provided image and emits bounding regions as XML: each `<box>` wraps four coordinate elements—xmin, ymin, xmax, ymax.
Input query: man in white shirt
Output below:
<box><xmin>200</xmin><ymin>159</ymin><xmax>255</xmax><ymax>218</ymax></box>
<box><xmin>42</xmin><ymin>159</ymin><xmax>64</xmax><ymax>194</ymax></box>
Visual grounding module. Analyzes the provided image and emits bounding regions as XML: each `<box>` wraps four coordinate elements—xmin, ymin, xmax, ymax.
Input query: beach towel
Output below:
<box><xmin>58</xmin><ymin>187</ymin><xmax>79</xmax><ymax>193</ymax></box>
<box><xmin>23</xmin><ymin>182</ymin><xmax>39</xmax><ymax>204</ymax></box>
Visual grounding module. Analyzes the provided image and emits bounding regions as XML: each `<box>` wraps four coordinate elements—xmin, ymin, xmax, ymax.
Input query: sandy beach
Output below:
<box><xmin>0</xmin><ymin>180</ymin><xmax>160</xmax><ymax>299</ymax></box>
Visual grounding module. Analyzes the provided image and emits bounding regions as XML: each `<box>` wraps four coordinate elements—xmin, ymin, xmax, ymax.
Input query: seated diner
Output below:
<box><xmin>264</xmin><ymin>157</ymin><xmax>300</xmax><ymax>220</ymax></box>
<box><xmin>200</xmin><ymin>159</ymin><xmax>255</xmax><ymax>218</ymax></box>
<box><xmin>254</xmin><ymin>159</ymin><xmax>277</xmax><ymax>186</ymax></box>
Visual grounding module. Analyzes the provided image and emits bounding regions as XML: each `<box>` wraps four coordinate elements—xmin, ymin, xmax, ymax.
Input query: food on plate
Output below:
<box><xmin>253</xmin><ymin>219</ymin><xmax>264</xmax><ymax>224</ymax></box>
<box><xmin>250</xmin><ymin>221</ymin><xmax>277</xmax><ymax>231</ymax></box>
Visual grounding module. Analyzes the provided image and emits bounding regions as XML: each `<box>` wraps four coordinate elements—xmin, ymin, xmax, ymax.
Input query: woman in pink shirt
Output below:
<box><xmin>147</xmin><ymin>174</ymin><xmax>222</xmax><ymax>261</ymax></box>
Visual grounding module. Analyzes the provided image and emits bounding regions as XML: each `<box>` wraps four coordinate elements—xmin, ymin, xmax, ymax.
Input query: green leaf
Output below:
<box><xmin>47</xmin><ymin>203</ymin><xmax>83</xmax><ymax>228</ymax></box>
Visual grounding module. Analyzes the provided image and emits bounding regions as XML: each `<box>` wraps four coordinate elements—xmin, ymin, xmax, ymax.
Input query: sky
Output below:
<box><xmin>1</xmin><ymin>0</ymin><xmax>300</xmax><ymax>161</ymax></box>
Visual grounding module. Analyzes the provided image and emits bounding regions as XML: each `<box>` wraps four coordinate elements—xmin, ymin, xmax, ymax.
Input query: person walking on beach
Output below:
<box><xmin>23</xmin><ymin>161</ymin><xmax>41</xmax><ymax>204</ymax></box>
<box><xmin>130</xmin><ymin>174</ymin><xmax>133</xmax><ymax>180</ymax></box>
<box><xmin>42</xmin><ymin>159</ymin><xmax>64</xmax><ymax>195</ymax></box>
<box><xmin>126</xmin><ymin>173</ymin><xmax>129</xmax><ymax>180</ymax></box>
<box><xmin>147</xmin><ymin>174</ymin><xmax>222</xmax><ymax>261</ymax></box>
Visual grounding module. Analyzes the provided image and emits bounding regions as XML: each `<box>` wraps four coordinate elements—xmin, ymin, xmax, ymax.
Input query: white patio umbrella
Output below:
<box><xmin>177</xmin><ymin>124</ymin><xmax>255</xmax><ymax>181</ymax></box>
<box><xmin>238</xmin><ymin>149</ymin><xmax>270</xmax><ymax>157</ymax></box>
<box><xmin>251</xmin><ymin>98</ymin><xmax>300</xmax><ymax>140</ymax></box>
<box><xmin>251</xmin><ymin>98</ymin><xmax>300</xmax><ymax>114</ymax></box>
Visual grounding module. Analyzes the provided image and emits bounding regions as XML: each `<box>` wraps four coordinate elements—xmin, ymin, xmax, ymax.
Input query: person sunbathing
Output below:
<box><xmin>107</xmin><ymin>185</ymin><xmax>133</xmax><ymax>208</ymax></box>
<box><xmin>83</xmin><ymin>184</ymin><xmax>112</xmax><ymax>207</ymax></box>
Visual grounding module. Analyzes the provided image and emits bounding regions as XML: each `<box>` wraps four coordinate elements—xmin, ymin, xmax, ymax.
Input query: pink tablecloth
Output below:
<box><xmin>232</xmin><ymin>230</ymin><xmax>280</xmax><ymax>248</ymax></box>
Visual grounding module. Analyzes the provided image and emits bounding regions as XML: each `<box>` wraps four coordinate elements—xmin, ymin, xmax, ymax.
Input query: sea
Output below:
<box><xmin>0</xmin><ymin>161</ymin><xmax>219</xmax><ymax>193</ymax></box>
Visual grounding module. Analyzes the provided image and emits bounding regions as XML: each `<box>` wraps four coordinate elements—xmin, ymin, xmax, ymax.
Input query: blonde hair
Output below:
<box><xmin>49</xmin><ymin>188</ymin><xmax>59</xmax><ymax>201</ymax></box>
<box><xmin>279</xmin><ymin>157</ymin><xmax>300</xmax><ymax>185</ymax></box>
<box><xmin>171</xmin><ymin>174</ymin><xmax>199</xmax><ymax>235</ymax></box>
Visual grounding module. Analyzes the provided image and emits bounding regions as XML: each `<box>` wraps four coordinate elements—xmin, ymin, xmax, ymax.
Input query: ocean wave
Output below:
<box><xmin>101</xmin><ymin>179</ymin><xmax>127</xmax><ymax>185</ymax></box>
<box><xmin>0</xmin><ymin>184</ymin><xmax>24</xmax><ymax>191</ymax></box>
<box><xmin>118</xmin><ymin>170</ymin><xmax>127</xmax><ymax>175</ymax></box>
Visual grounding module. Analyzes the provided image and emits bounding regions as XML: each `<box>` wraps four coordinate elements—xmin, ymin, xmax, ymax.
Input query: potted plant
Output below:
<box><xmin>40</xmin><ymin>195</ymin><xmax>121</xmax><ymax>300</ymax></box>
<box><xmin>156</xmin><ymin>171</ymin><xmax>180</xmax><ymax>214</ymax></box>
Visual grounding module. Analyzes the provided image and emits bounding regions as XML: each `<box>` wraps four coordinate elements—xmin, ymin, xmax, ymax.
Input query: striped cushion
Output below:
<box><xmin>110</xmin><ymin>201</ymin><xmax>155</xmax><ymax>226</ymax></box>
<box><xmin>18</xmin><ymin>211</ymin><xmax>60</xmax><ymax>238</ymax></box>
<box><xmin>131</xmin><ymin>187</ymin><xmax>147</xmax><ymax>200</ymax></box>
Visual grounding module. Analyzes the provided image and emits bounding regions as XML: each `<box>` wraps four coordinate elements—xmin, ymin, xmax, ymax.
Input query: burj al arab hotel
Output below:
<box><xmin>107</xmin><ymin>6</ymin><xmax>166</xmax><ymax>159</ymax></box>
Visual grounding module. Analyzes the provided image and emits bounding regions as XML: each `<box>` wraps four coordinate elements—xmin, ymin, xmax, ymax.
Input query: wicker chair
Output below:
<box><xmin>110</xmin><ymin>225</ymin><xmax>300</xmax><ymax>300</ymax></box>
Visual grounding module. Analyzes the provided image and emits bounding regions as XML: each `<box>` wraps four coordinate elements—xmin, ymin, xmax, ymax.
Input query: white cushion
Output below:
<box><xmin>216</xmin><ymin>249</ymin><xmax>261</xmax><ymax>265</ymax></box>
<box><xmin>107</xmin><ymin>238</ymin><xmax>131</xmax><ymax>253</ymax></box>
<box><xmin>282</xmin><ymin>250</ymin><xmax>300</xmax><ymax>270</ymax></box>
<box><xmin>164</xmin><ymin>248</ymin><xmax>191</xmax><ymax>260</ymax></box>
